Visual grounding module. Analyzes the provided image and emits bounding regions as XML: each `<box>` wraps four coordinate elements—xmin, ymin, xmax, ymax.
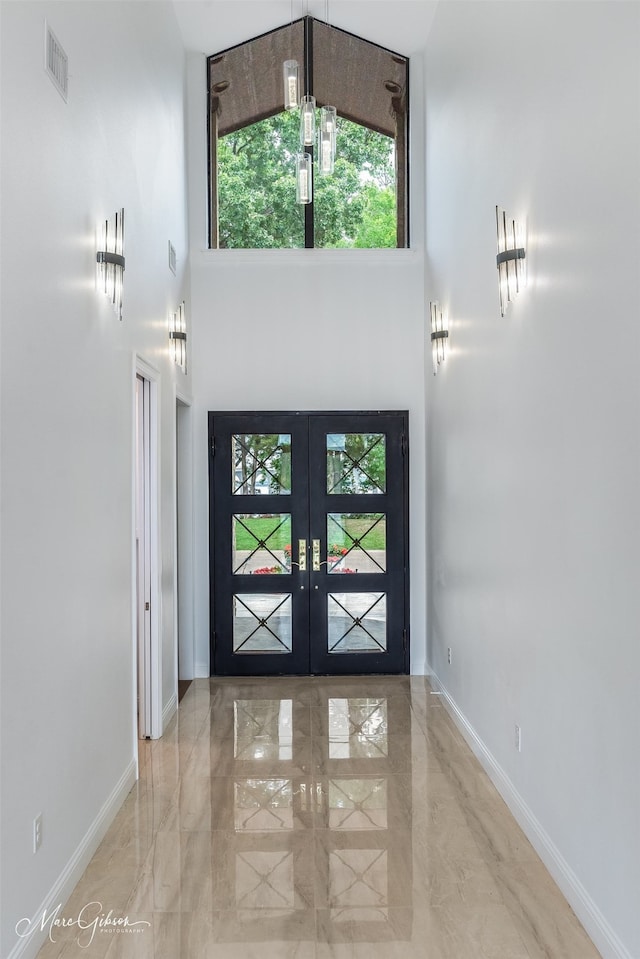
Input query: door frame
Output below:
<box><xmin>209</xmin><ymin>410</ymin><xmax>410</xmax><ymax>676</ymax></box>
<box><xmin>175</xmin><ymin>390</ymin><xmax>195</xmax><ymax>681</ymax></box>
<box><xmin>133</xmin><ymin>356</ymin><xmax>162</xmax><ymax>747</ymax></box>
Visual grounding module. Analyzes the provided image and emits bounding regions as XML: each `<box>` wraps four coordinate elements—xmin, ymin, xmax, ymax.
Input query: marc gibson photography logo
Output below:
<box><xmin>16</xmin><ymin>901</ymin><xmax>151</xmax><ymax>948</ymax></box>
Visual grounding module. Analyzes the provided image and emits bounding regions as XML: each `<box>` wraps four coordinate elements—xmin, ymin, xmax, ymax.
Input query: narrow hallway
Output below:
<box><xmin>35</xmin><ymin>677</ymin><xmax>599</xmax><ymax>958</ymax></box>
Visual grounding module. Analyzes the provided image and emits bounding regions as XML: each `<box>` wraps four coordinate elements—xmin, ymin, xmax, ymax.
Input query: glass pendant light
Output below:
<box><xmin>283</xmin><ymin>59</ymin><xmax>299</xmax><ymax>110</ymax></box>
<box><xmin>296</xmin><ymin>152</ymin><xmax>312</xmax><ymax>203</ymax></box>
<box><xmin>319</xmin><ymin>105</ymin><xmax>337</xmax><ymax>174</ymax></box>
<box><xmin>300</xmin><ymin>95</ymin><xmax>316</xmax><ymax>147</ymax></box>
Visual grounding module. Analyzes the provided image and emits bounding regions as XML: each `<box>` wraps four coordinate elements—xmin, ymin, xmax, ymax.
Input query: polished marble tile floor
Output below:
<box><xmin>35</xmin><ymin>676</ymin><xmax>601</xmax><ymax>958</ymax></box>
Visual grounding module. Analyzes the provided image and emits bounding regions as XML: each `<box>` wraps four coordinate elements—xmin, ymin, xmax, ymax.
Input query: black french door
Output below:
<box><xmin>209</xmin><ymin>412</ymin><xmax>409</xmax><ymax>676</ymax></box>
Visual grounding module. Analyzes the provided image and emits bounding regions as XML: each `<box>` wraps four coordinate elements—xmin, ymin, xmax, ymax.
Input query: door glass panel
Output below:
<box><xmin>233</xmin><ymin>514</ymin><xmax>291</xmax><ymax>574</ymax></box>
<box><xmin>233</xmin><ymin>434</ymin><xmax>291</xmax><ymax>495</ymax></box>
<box><xmin>327</xmin><ymin>594</ymin><xmax>387</xmax><ymax>653</ymax></box>
<box><xmin>326</xmin><ymin>433</ymin><xmax>386</xmax><ymax>494</ymax></box>
<box><xmin>327</xmin><ymin>513</ymin><xmax>386</xmax><ymax>573</ymax></box>
<box><xmin>233</xmin><ymin>594</ymin><xmax>292</xmax><ymax>653</ymax></box>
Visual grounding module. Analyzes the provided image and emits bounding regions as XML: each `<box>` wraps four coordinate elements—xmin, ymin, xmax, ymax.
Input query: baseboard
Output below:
<box><xmin>6</xmin><ymin>759</ymin><xmax>137</xmax><ymax>959</ymax></box>
<box><xmin>162</xmin><ymin>692</ymin><xmax>178</xmax><ymax>732</ymax></box>
<box><xmin>429</xmin><ymin>672</ymin><xmax>633</xmax><ymax>959</ymax></box>
<box><xmin>410</xmin><ymin>657</ymin><xmax>427</xmax><ymax>676</ymax></box>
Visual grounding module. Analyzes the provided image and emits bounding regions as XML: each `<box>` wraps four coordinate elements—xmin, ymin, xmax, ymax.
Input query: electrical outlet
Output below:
<box><xmin>447</xmin><ymin>647</ymin><xmax>452</xmax><ymax>664</ymax></box>
<box><xmin>515</xmin><ymin>725</ymin><xmax>522</xmax><ymax>753</ymax></box>
<box><xmin>33</xmin><ymin>814</ymin><xmax>43</xmax><ymax>853</ymax></box>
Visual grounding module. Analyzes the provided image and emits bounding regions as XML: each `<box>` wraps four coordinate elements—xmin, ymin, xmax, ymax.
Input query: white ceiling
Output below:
<box><xmin>171</xmin><ymin>0</ymin><xmax>439</xmax><ymax>57</ymax></box>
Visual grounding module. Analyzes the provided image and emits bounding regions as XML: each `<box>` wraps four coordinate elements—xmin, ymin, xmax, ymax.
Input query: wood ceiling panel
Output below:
<box><xmin>209</xmin><ymin>18</ymin><xmax>407</xmax><ymax>139</ymax></box>
<box><xmin>313</xmin><ymin>21</ymin><xmax>407</xmax><ymax>137</ymax></box>
<box><xmin>210</xmin><ymin>22</ymin><xmax>305</xmax><ymax>136</ymax></box>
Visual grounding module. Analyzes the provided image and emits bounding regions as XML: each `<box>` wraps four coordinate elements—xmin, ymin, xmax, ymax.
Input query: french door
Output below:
<box><xmin>209</xmin><ymin>412</ymin><xmax>409</xmax><ymax>676</ymax></box>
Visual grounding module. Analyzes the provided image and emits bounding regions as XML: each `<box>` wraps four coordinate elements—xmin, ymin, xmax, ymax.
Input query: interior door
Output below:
<box><xmin>209</xmin><ymin>412</ymin><xmax>408</xmax><ymax>676</ymax></box>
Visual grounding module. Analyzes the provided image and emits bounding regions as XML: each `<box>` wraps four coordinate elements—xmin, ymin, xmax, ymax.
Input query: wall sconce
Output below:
<box><xmin>169</xmin><ymin>302</ymin><xmax>187</xmax><ymax>372</ymax></box>
<box><xmin>96</xmin><ymin>209</ymin><xmax>125</xmax><ymax>321</ymax></box>
<box><xmin>496</xmin><ymin>206</ymin><xmax>526</xmax><ymax>316</ymax></box>
<box><xmin>430</xmin><ymin>301</ymin><xmax>449</xmax><ymax>375</ymax></box>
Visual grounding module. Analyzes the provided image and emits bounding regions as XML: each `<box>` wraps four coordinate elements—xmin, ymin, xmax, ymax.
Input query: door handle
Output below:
<box><xmin>312</xmin><ymin>539</ymin><xmax>329</xmax><ymax>572</ymax></box>
<box><xmin>291</xmin><ymin>538</ymin><xmax>307</xmax><ymax>572</ymax></box>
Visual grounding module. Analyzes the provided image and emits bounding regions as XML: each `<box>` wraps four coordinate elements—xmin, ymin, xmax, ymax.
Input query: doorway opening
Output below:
<box><xmin>134</xmin><ymin>363</ymin><xmax>161</xmax><ymax>738</ymax></box>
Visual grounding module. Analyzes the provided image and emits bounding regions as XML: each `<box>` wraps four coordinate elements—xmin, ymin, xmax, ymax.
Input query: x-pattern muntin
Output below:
<box><xmin>234</xmin><ymin>594</ymin><xmax>291</xmax><ymax>652</ymax></box>
<box><xmin>328</xmin><ymin>513</ymin><xmax>386</xmax><ymax>573</ymax></box>
<box><xmin>330</xmin><ymin>847</ymin><xmax>387</xmax><ymax>906</ymax></box>
<box><xmin>235</xmin><ymin>778</ymin><xmax>292</xmax><ymax>830</ymax></box>
<box><xmin>328</xmin><ymin>594</ymin><xmax>386</xmax><ymax>652</ymax></box>
<box><xmin>236</xmin><ymin>850</ymin><xmax>293</xmax><ymax>907</ymax></box>
<box><xmin>233</xmin><ymin>435</ymin><xmax>290</xmax><ymax>495</ymax></box>
<box><xmin>327</xmin><ymin>435</ymin><xmax>386</xmax><ymax>495</ymax></box>
<box><xmin>233</xmin><ymin>514</ymin><xmax>290</xmax><ymax>574</ymax></box>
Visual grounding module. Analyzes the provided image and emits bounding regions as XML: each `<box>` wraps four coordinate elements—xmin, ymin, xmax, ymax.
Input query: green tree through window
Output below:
<box><xmin>217</xmin><ymin>112</ymin><xmax>396</xmax><ymax>249</ymax></box>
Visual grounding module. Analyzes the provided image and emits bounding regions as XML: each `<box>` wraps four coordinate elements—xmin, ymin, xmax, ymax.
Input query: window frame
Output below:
<box><xmin>207</xmin><ymin>16</ymin><xmax>409</xmax><ymax>250</ymax></box>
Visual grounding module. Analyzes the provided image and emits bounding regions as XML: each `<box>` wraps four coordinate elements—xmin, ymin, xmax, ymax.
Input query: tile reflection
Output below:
<box><xmin>211</xmin><ymin>831</ymin><xmax>314</xmax><ymax>915</ymax></box>
<box><xmin>234</xmin><ymin>779</ymin><xmax>294</xmax><ymax>831</ymax></box>
<box><xmin>329</xmin><ymin>848</ymin><xmax>388</xmax><ymax>908</ymax></box>
<box><xmin>328</xmin><ymin>779</ymin><xmax>388</xmax><ymax>830</ymax></box>
<box><xmin>234</xmin><ymin>699</ymin><xmax>293</xmax><ymax>761</ymax></box>
<box><xmin>328</xmin><ymin>698</ymin><xmax>388</xmax><ymax>759</ymax></box>
<box><xmin>215</xmin><ymin>689</ymin><xmax>411</xmax><ymax>945</ymax></box>
<box><xmin>236</xmin><ymin>849</ymin><xmax>295</xmax><ymax>909</ymax></box>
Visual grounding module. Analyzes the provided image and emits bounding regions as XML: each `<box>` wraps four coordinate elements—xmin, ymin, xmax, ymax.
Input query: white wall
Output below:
<box><xmin>425</xmin><ymin>3</ymin><xmax>640</xmax><ymax>958</ymax></box>
<box><xmin>0</xmin><ymin>3</ymin><xmax>188</xmax><ymax>955</ymax></box>
<box><xmin>186</xmin><ymin>51</ymin><xmax>428</xmax><ymax>677</ymax></box>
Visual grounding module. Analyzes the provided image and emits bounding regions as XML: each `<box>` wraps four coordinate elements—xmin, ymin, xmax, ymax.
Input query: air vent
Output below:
<box><xmin>45</xmin><ymin>22</ymin><xmax>68</xmax><ymax>101</ymax></box>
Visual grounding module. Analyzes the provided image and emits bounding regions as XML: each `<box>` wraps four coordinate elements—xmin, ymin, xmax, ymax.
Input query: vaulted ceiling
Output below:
<box><xmin>172</xmin><ymin>0</ymin><xmax>439</xmax><ymax>58</ymax></box>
